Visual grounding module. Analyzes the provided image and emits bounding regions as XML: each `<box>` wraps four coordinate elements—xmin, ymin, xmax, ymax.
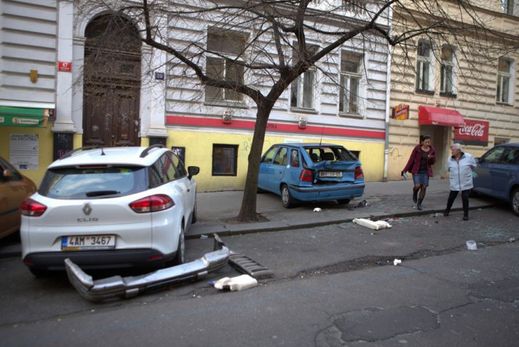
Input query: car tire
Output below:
<box><xmin>173</xmin><ymin>225</ymin><xmax>185</xmax><ymax>265</ymax></box>
<box><xmin>511</xmin><ymin>188</ymin><xmax>519</xmax><ymax>216</ymax></box>
<box><xmin>281</xmin><ymin>184</ymin><xmax>295</xmax><ymax>208</ymax></box>
<box><xmin>337</xmin><ymin>199</ymin><xmax>350</xmax><ymax>205</ymax></box>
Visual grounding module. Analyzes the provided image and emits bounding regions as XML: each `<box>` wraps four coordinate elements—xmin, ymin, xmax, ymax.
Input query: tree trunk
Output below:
<box><xmin>237</xmin><ymin>103</ymin><xmax>273</xmax><ymax>222</ymax></box>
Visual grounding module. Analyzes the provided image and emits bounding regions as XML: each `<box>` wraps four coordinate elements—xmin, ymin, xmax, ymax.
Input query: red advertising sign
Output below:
<box><xmin>454</xmin><ymin>119</ymin><xmax>489</xmax><ymax>146</ymax></box>
<box><xmin>57</xmin><ymin>61</ymin><xmax>72</xmax><ymax>72</ymax></box>
<box><xmin>391</xmin><ymin>104</ymin><xmax>409</xmax><ymax>120</ymax></box>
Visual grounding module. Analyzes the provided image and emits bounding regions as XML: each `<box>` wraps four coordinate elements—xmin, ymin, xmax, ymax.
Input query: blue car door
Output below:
<box><xmin>475</xmin><ymin>146</ymin><xmax>506</xmax><ymax>197</ymax></box>
<box><xmin>270</xmin><ymin>147</ymin><xmax>289</xmax><ymax>192</ymax></box>
<box><xmin>491</xmin><ymin>147</ymin><xmax>517</xmax><ymax>199</ymax></box>
<box><xmin>258</xmin><ymin>146</ymin><xmax>279</xmax><ymax>193</ymax></box>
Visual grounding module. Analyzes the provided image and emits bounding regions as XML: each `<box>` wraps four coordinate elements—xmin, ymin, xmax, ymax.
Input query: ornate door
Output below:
<box><xmin>83</xmin><ymin>15</ymin><xmax>141</xmax><ymax>147</ymax></box>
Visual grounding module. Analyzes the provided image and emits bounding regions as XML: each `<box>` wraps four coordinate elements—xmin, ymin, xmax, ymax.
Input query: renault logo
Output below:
<box><xmin>83</xmin><ymin>203</ymin><xmax>92</xmax><ymax>216</ymax></box>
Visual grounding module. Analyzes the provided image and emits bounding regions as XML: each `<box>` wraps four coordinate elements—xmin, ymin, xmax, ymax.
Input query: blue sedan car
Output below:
<box><xmin>258</xmin><ymin>143</ymin><xmax>365</xmax><ymax>208</ymax></box>
<box><xmin>473</xmin><ymin>143</ymin><xmax>519</xmax><ymax>216</ymax></box>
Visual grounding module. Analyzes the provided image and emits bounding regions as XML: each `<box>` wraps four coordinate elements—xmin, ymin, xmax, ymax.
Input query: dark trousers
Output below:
<box><xmin>446</xmin><ymin>190</ymin><xmax>470</xmax><ymax>217</ymax></box>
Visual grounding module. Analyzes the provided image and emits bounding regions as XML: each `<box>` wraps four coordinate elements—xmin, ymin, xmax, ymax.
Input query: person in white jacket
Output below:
<box><xmin>444</xmin><ymin>143</ymin><xmax>477</xmax><ymax>220</ymax></box>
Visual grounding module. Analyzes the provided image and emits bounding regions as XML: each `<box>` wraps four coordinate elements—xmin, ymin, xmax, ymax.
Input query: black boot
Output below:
<box><xmin>443</xmin><ymin>209</ymin><xmax>449</xmax><ymax>217</ymax></box>
<box><xmin>417</xmin><ymin>198</ymin><xmax>423</xmax><ymax>210</ymax></box>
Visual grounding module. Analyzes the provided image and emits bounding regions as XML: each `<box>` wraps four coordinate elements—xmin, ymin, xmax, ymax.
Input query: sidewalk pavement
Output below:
<box><xmin>189</xmin><ymin>177</ymin><xmax>494</xmax><ymax>238</ymax></box>
<box><xmin>0</xmin><ymin>178</ymin><xmax>495</xmax><ymax>258</ymax></box>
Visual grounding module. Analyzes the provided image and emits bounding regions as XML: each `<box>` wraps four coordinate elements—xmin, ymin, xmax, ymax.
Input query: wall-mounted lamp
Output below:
<box><xmin>298</xmin><ymin>117</ymin><xmax>307</xmax><ymax>129</ymax></box>
<box><xmin>222</xmin><ymin>110</ymin><xmax>233</xmax><ymax>124</ymax></box>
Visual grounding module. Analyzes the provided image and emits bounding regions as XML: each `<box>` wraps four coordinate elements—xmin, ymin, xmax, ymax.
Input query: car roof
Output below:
<box><xmin>48</xmin><ymin>146</ymin><xmax>167</xmax><ymax>168</ymax></box>
<box><xmin>274</xmin><ymin>143</ymin><xmax>344</xmax><ymax>148</ymax></box>
<box><xmin>497</xmin><ymin>143</ymin><xmax>519</xmax><ymax>148</ymax></box>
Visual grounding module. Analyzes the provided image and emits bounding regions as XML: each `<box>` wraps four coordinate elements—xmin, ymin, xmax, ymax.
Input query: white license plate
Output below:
<box><xmin>319</xmin><ymin>171</ymin><xmax>343</xmax><ymax>178</ymax></box>
<box><xmin>61</xmin><ymin>235</ymin><xmax>116</xmax><ymax>251</ymax></box>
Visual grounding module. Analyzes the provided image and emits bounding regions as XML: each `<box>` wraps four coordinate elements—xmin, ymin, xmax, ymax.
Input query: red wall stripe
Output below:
<box><xmin>166</xmin><ymin>115</ymin><xmax>385</xmax><ymax>140</ymax></box>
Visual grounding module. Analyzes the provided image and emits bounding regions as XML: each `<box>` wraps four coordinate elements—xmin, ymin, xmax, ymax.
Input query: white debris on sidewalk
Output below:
<box><xmin>393</xmin><ymin>259</ymin><xmax>402</xmax><ymax>266</ymax></box>
<box><xmin>214</xmin><ymin>275</ymin><xmax>258</xmax><ymax>291</ymax></box>
<box><xmin>352</xmin><ymin>218</ymin><xmax>392</xmax><ymax>230</ymax></box>
<box><xmin>313</xmin><ymin>207</ymin><xmax>322</xmax><ymax>212</ymax></box>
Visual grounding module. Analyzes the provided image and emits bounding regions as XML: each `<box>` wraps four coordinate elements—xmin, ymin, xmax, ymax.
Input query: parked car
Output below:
<box><xmin>473</xmin><ymin>143</ymin><xmax>519</xmax><ymax>216</ymax></box>
<box><xmin>20</xmin><ymin>145</ymin><xmax>199</xmax><ymax>276</ymax></box>
<box><xmin>258</xmin><ymin>143</ymin><xmax>365</xmax><ymax>208</ymax></box>
<box><xmin>0</xmin><ymin>156</ymin><xmax>36</xmax><ymax>239</ymax></box>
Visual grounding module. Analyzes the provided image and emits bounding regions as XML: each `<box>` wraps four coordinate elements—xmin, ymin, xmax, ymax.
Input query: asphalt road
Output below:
<box><xmin>0</xmin><ymin>206</ymin><xmax>518</xmax><ymax>346</ymax></box>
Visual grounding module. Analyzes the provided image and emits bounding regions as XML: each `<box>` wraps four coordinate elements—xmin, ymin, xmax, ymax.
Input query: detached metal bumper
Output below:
<box><xmin>65</xmin><ymin>236</ymin><xmax>230</xmax><ymax>302</ymax></box>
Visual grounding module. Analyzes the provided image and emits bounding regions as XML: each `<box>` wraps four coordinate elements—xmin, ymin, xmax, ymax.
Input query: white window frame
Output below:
<box><xmin>339</xmin><ymin>51</ymin><xmax>364</xmax><ymax>116</ymax></box>
<box><xmin>440</xmin><ymin>45</ymin><xmax>457</xmax><ymax>96</ymax></box>
<box><xmin>501</xmin><ymin>0</ymin><xmax>515</xmax><ymax>15</ymax></box>
<box><xmin>290</xmin><ymin>44</ymin><xmax>319</xmax><ymax>111</ymax></box>
<box><xmin>205</xmin><ymin>29</ymin><xmax>247</xmax><ymax>104</ymax></box>
<box><xmin>496</xmin><ymin>57</ymin><xmax>515</xmax><ymax>105</ymax></box>
<box><xmin>416</xmin><ymin>40</ymin><xmax>434</xmax><ymax>93</ymax></box>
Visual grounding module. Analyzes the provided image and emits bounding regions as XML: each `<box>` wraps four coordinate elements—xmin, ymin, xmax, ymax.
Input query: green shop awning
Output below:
<box><xmin>0</xmin><ymin>106</ymin><xmax>50</xmax><ymax>127</ymax></box>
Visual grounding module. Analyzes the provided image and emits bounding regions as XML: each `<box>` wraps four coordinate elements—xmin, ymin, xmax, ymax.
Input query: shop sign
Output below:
<box><xmin>391</xmin><ymin>104</ymin><xmax>409</xmax><ymax>120</ymax></box>
<box><xmin>454</xmin><ymin>119</ymin><xmax>489</xmax><ymax>146</ymax></box>
<box><xmin>57</xmin><ymin>61</ymin><xmax>72</xmax><ymax>72</ymax></box>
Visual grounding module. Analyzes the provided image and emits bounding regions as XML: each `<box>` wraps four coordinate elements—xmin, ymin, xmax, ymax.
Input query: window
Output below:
<box><xmin>290</xmin><ymin>149</ymin><xmax>300</xmax><ymax>167</ymax></box>
<box><xmin>482</xmin><ymin>146</ymin><xmax>507</xmax><ymax>163</ymax></box>
<box><xmin>503</xmin><ymin>148</ymin><xmax>519</xmax><ymax>164</ymax></box>
<box><xmin>261</xmin><ymin>147</ymin><xmax>278</xmax><ymax>163</ymax></box>
<box><xmin>501</xmin><ymin>0</ymin><xmax>515</xmax><ymax>15</ymax></box>
<box><xmin>212</xmin><ymin>144</ymin><xmax>238</xmax><ymax>176</ymax></box>
<box><xmin>273</xmin><ymin>147</ymin><xmax>288</xmax><ymax>166</ymax></box>
<box><xmin>497</xmin><ymin>57</ymin><xmax>514</xmax><ymax>104</ymax></box>
<box><xmin>340</xmin><ymin>51</ymin><xmax>363</xmax><ymax>114</ymax></box>
<box><xmin>291</xmin><ymin>44</ymin><xmax>318</xmax><ymax>109</ymax></box>
<box><xmin>205</xmin><ymin>29</ymin><xmax>248</xmax><ymax>103</ymax></box>
<box><xmin>167</xmin><ymin>152</ymin><xmax>187</xmax><ymax>179</ymax></box>
<box><xmin>416</xmin><ymin>40</ymin><xmax>434</xmax><ymax>93</ymax></box>
<box><xmin>440</xmin><ymin>45</ymin><xmax>456</xmax><ymax>96</ymax></box>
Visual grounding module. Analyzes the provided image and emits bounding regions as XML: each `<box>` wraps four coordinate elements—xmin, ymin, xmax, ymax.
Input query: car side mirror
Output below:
<box><xmin>187</xmin><ymin>166</ymin><xmax>200</xmax><ymax>180</ymax></box>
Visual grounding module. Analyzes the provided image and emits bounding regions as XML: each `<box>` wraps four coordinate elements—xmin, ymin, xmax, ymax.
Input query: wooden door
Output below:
<box><xmin>82</xmin><ymin>15</ymin><xmax>141</xmax><ymax>147</ymax></box>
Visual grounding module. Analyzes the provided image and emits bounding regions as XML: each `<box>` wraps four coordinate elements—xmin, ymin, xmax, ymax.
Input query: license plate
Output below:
<box><xmin>319</xmin><ymin>171</ymin><xmax>342</xmax><ymax>178</ymax></box>
<box><xmin>61</xmin><ymin>235</ymin><xmax>116</xmax><ymax>251</ymax></box>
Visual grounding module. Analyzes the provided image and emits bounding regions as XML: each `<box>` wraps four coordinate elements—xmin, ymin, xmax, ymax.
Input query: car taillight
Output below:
<box><xmin>20</xmin><ymin>198</ymin><xmax>47</xmax><ymax>217</ymax></box>
<box><xmin>354</xmin><ymin>166</ymin><xmax>364</xmax><ymax>180</ymax></box>
<box><xmin>129</xmin><ymin>195</ymin><xmax>174</xmax><ymax>213</ymax></box>
<box><xmin>299</xmin><ymin>169</ymin><xmax>313</xmax><ymax>182</ymax></box>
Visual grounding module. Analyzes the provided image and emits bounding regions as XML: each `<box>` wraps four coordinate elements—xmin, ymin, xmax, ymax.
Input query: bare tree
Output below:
<box><xmin>76</xmin><ymin>0</ymin><xmax>517</xmax><ymax>222</ymax></box>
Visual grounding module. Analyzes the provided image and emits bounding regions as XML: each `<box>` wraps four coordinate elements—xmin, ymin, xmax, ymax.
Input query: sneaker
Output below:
<box><xmin>463</xmin><ymin>216</ymin><xmax>469</xmax><ymax>221</ymax></box>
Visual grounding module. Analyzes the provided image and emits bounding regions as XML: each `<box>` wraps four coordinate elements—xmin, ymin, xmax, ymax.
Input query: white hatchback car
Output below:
<box><xmin>20</xmin><ymin>145</ymin><xmax>199</xmax><ymax>276</ymax></box>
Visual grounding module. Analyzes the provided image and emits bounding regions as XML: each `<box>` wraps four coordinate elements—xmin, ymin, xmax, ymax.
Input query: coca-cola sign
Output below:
<box><xmin>454</xmin><ymin>119</ymin><xmax>489</xmax><ymax>146</ymax></box>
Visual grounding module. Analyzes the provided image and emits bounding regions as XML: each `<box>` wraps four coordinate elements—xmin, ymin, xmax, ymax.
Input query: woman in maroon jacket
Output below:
<box><xmin>401</xmin><ymin>135</ymin><xmax>436</xmax><ymax>210</ymax></box>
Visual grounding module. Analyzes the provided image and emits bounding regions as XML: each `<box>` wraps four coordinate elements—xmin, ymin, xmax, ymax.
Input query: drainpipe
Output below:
<box><xmin>383</xmin><ymin>6</ymin><xmax>393</xmax><ymax>182</ymax></box>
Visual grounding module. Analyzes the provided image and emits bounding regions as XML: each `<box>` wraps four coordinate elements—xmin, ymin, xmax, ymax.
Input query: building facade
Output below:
<box><xmin>387</xmin><ymin>0</ymin><xmax>519</xmax><ymax>179</ymax></box>
<box><xmin>0</xmin><ymin>0</ymin><xmax>392</xmax><ymax>190</ymax></box>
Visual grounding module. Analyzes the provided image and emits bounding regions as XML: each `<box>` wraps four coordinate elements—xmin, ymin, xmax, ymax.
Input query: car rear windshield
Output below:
<box><xmin>39</xmin><ymin>166</ymin><xmax>148</xmax><ymax>199</ymax></box>
<box><xmin>304</xmin><ymin>146</ymin><xmax>357</xmax><ymax>162</ymax></box>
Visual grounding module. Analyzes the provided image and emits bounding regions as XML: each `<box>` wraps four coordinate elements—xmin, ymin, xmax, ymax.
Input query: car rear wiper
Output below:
<box><xmin>85</xmin><ymin>190</ymin><xmax>120</xmax><ymax>197</ymax></box>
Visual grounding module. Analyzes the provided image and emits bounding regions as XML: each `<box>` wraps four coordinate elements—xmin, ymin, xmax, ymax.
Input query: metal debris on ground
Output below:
<box><xmin>64</xmin><ymin>234</ymin><xmax>230</xmax><ymax>302</ymax></box>
<box><xmin>214</xmin><ymin>274</ymin><xmax>258</xmax><ymax>291</ymax></box>
<box><xmin>228</xmin><ymin>253</ymin><xmax>274</xmax><ymax>279</ymax></box>
<box><xmin>352</xmin><ymin>218</ymin><xmax>392</xmax><ymax>230</ymax></box>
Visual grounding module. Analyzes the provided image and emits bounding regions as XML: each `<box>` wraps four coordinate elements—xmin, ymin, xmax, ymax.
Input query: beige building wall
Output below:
<box><xmin>388</xmin><ymin>1</ymin><xmax>519</xmax><ymax>180</ymax></box>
